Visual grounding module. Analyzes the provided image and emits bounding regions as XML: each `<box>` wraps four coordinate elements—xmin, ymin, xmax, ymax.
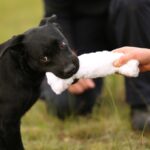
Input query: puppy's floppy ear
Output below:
<box><xmin>52</xmin><ymin>22</ymin><xmax>62</xmax><ymax>31</ymax></box>
<box><xmin>0</xmin><ymin>34</ymin><xmax>24</xmax><ymax>57</ymax></box>
<box><xmin>39</xmin><ymin>14</ymin><xmax>57</xmax><ymax>26</ymax></box>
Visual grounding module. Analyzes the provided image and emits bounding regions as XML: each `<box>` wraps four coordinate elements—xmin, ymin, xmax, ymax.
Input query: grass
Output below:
<box><xmin>0</xmin><ymin>0</ymin><xmax>150</xmax><ymax>150</ymax></box>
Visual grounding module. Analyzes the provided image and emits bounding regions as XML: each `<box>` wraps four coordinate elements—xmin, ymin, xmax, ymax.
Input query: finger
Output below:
<box><xmin>68</xmin><ymin>84</ymin><xmax>84</xmax><ymax>94</ymax></box>
<box><xmin>139</xmin><ymin>64</ymin><xmax>150</xmax><ymax>72</ymax></box>
<box><xmin>68</xmin><ymin>79</ymin><xmax>88</xmax><ymax>94</ymax></box>
<box><xmin>113</xmin><ymin>54</ymin><xmax>133</xmax><ymax>67</ymax></box>
<box><xmin>68</xmin><ymin>79</ymin><xmax>95</xmax><ymax>94</ymax></box>
<box><xmin>112</xmin><ymin>46</ymin><xmax>132</xmax><ymax>53</ymax></box>
<box><xmin>77</xmin><ymin>79</ymin><xmax>88</xmax><ymax>89</ymax></box>
<box><xmin>112</xmin><ymin>47</ymin><xmax>127</xmax><ymax>53</ymax></box>
<box><xmin>78</xmin><ymin>79</ymin><xmax>95</xmax><ymax>89</ymax></box>
<box><xmin>84</xmin><ymin>79</ymin><xmax>95</xmax><ymax>88</ymax></box>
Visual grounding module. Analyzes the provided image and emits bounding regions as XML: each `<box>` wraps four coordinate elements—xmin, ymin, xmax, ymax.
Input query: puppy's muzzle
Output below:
<box><xmin>62</xmin><ymin>57</ymin><xmax>79</xmax><ymax>79</ymax></box>
<box><xmin>64</xmin><ymin>64</ymin><xmax>77</xmax><ymax>76</ymax></box>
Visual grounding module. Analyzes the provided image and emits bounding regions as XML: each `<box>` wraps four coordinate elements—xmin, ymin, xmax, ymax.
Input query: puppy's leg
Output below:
<box><xmin>0</xmin><ymin>120</ymin><xmax>24</xmax><ymax>150</ymax></box>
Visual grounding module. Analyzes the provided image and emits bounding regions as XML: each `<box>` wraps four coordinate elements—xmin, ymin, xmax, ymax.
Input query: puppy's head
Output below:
<box><xmin>1</xmin><ymin>15</ymin><xmax>79</xmax><ymax>79</ymax></box>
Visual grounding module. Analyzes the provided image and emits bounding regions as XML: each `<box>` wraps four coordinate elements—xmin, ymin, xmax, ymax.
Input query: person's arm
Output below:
<box><xmin>113</xmin><ymin>46</ymin><xmax>150</xmax><ymax>72</ymax></box>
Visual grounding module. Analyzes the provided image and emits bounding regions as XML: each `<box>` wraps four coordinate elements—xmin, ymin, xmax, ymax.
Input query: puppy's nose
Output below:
<box><xmin>63</xmin><ymin>64</ymin><xmax>77</xmax><ymax>75</ymax></box>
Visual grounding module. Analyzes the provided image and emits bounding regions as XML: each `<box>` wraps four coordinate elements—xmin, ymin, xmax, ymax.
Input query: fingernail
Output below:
<box><xmin>89</xmin><ymin>81</ymin><xmax>95</xmax><ymax>88</ymax></box>
<box><xmin>113</xmin><ymin>60</ymin><xmax>120</xmax><ymax>67</ymax></box>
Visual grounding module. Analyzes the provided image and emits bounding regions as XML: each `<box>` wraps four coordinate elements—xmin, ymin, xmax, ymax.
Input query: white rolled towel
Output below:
<box><xmin>46</xmin><ymin>51</ymin><xmax>139</xmax><ymax>94</ymax></box>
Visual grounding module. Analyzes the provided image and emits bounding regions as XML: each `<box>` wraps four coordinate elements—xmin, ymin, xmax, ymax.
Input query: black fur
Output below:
<box><xmin>0</xmin><ymin>16</ymin><xmax>79</xmax><ymax>150</ymax></box>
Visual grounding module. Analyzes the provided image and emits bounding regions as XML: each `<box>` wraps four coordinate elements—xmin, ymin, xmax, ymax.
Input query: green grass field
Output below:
<box><xmin>0</xmin><ymin>0</ymin><xmax>150</xmax><ymax>150</ymax></box>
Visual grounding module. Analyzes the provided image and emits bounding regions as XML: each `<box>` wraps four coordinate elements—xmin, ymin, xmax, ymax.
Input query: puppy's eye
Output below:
<box><xmin>40</xmin><ymin>56</ymin><xmax>50</xmax><ymax>64</ymax></box>
<box><xmin>59</xmin><ymin>42</ymin><xmax>67</xmax><ymax>49</ymax></box>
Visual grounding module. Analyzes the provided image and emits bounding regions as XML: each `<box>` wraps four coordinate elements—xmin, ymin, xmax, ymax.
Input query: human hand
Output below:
<box><xmin>113</xmin><ymin>46</ymin><xmax>150</xmax><ymax>72</ymax></box>
<box><xmin>68</xmin><ymin>79</ymin><xmax>95</xmax><ymax>94</ymax></box>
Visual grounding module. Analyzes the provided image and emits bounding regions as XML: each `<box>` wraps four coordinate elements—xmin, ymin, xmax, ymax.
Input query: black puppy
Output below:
<box><xmin>0</xmin><ymin>15</ymin><xmax>79</xmax><ymax>150</ymax></box>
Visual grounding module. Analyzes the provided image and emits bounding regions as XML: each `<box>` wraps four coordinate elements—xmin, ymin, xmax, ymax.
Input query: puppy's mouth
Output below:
<box><xmin>56</xmin><ymin>60</ymin><xmax>79</xmax><ymax>79</ymax></box>
<box><xmin>62</xmin><ymin>65</ymin><xmax>78</xmax><ymax>79</ymax></box>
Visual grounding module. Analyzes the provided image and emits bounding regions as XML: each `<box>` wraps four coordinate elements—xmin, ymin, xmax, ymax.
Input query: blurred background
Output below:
<box><xmin>0</xmin><ymin>0</ymin><xmax>150</xmax><ymax>150</ymax></box>
<box><xmin>0</xmin><ymin>0</ymin><xmax>42</xmax><ymax>42</ymax></box>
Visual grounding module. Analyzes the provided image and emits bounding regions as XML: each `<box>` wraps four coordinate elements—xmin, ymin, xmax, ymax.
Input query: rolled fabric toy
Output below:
<box><xmin>46</xmin><ymin>51</ymin><xmax>139</xmax><ymax>94</ymax></box>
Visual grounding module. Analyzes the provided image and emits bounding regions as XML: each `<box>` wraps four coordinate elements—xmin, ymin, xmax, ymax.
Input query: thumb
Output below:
<box><xmin>139</xmin><ymin>64</ymin><xmax>150</xmax><ymax>72</ymax></box>
<box><xmin>113</xmin><ymin>55</ymin><xmax>130</xmax><ymax>67</ymax></box>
